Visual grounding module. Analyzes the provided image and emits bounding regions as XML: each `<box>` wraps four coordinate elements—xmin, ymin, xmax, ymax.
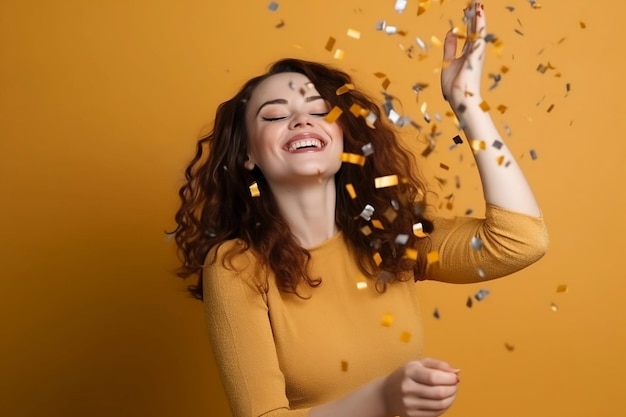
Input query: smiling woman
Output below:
<box><xmin>170</xmin><ymin>3</ymin><xmax>548</xmax><ymax>416</ymax></box>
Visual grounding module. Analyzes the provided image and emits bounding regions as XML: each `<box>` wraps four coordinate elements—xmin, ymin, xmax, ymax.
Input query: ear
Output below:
<box><xmin>244</xmin><ymin>156</ymin><xmax>255</xmax><ymax>171</ymax></box>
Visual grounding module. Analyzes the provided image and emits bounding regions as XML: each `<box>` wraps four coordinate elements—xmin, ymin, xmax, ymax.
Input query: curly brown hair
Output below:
<box><xmin>172</xmin><ymin>58</ymin><xmax>433</xmax><ymax>299</ymax></box>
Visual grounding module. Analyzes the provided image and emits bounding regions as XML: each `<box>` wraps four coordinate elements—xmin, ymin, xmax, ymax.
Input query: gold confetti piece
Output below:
<box><xmin>550</xmin><ymin>302</ymin><xmax>558</xmax><ymax>312</ymax></box>
<box><xmin>341</xmin><ymin>360</ymin><xmax>349</xmax><ymax>371</ymax></box>
<box><xmin>433</xmin><ymin>308</ymin><xmax>440</xmax><ymax>319</ymax></box>
<box><xmin>479</xmin><ymin>100</ymin><xmax>491</xmax><ymax>112</ymax></box>
<box><xmin>497</xmin><ymin>104</ymin><xmax>507</xmax><ymax>114</ymax></box>
<box><xmin>340</xmin><ymin>152</ymin><xmax>366</xmax><ymax>166</ymax></box>
<box><xmin>383</xmin><ymin>207</ymin><xmax>398</xmax><ymax>223</ymax></box>
<box><xmin>360</xmin><ymin>225</ymin><xmax>372</xmax><ymax>236</ymax></box>
<box><xmin>412</xmin><ymin>222</ymin><xmax>427</xmax><ymax>238</ymax></box>
<box><xmin>371</xmin><ymin>219</ymin><xmax>384</xmax><ymax>229</ymax></box>
<box><xmin>439</xmin><ymin>163</ymin><xmax>449</xmax><ymax>170</ymax></box>
<box><xmin>325</xmin><ymin>36</ymin><xmax>336</xmax><ymax>51</ymax></box>
<box><xmin>345</xmin><ymin>183</ymin><xmax>357</xmax><ymax>199</ymax></box>
<box><xmin>496</xmin><ymin>155</ymin><xmax>505</xmax><ymax>166</ymax></box>
<box><xmin>333</xmin><ymin>49</ymin><xmax>345</xmax><ymax>60</ymax></box>
<box><xmin>417</xmin><ymin>0</ymin><xmax>430</xmax><ymax>16</ymax></box>
<box><xmin>381</xmin><ymin>313</ymin><xmax>394</xmax><ymax>327</ymax></box>
<box><xmin>373</xmin><ymin>72</ymin><xmax>386</xmax><ymax>78</ymax></box>
<box><xmin>349</xmin><ymin>103</ymin><xmax>363</xmax><ymax>117</ymax></box>
<box><xmin>504</xmin><ymin>343</ymin><xmax>515</xmax><ymax>352</ymax></box>
<box><xmin>373</xmin><ymin>252</ymin><xmax>382</xmax><ymax>266</ymax></box>
<box><xmin>556</xmin><ymin>284</ymin><xmax>568</xmax><ymax>293</ymax></box>
<box><xmin>469</xmin><ymin>140</ymin><xmax>486</xmax><ymax>152</ymax></box>
<box><xmin>400</xmin><ymin>331</ymin><xmax>411</xmax><ymax>343</ymax></box>
<box><xmin>579</xmin><ymin>21</ymin><xmax>586</xmax><ymax>29</ymax></box>
<box><xmin>426</xmin><ymin>251</ymin><xmax>439</xmax><ymax>265</ymax></box>
<box><xmin>546</xmin><ymin>104</ymin><xmax>554</xmax><ymax>113</ymax></box>
<box><xmin>324</xmin><ymin>106</ymin><xmax>343</xmax><ymax>123</ymax></box>
<box><xmin>382</xmin><ymin>78</ymin><xmax>391</xmax><ymax>90</ymax></box>
<box><xmin>346</xmin><ymin>28</ymin><xmax>361</xmax><ymax>39</ymax></box>
<box><xmin>404</xmin><ymin>248</ymin><xmax>418</xmax><ymax>260</ymax></box>
<box><xmin>355</xmin><ymin>275</ymin><xmax>368</xmax><ymax>290</ymax></box>
<box><xmin>275</xmin><ymin>20</ymin><xmax>285</xmax><ymax>29</ymax></box>
<box><xmin>501</xmin><ymin>65</ymin><xmax>510</xmax><ymax>74</ymax></box>
<box><xmin>466</xmin><ymin>296</ymin><xmax>473</xmax><ymax>308</ymax></box>
<box><xmin>530</xmin><ymin>149</ymin><xmax>538</xmax><ymax>160</ymax></box>
<box><xmin>249</xmin><ymin>182</ymin><xmax>260</xmax><ymax>197</ymax></box>
<box><xmin>336</xmin><ymin>83</ymin><xmax>355</xmax><ymax>95</ymax></box>
<box><xmin>430</xmin><ymin>35</ymin><xmax>442</xmax><ymax>47</ymax></box>
<box><xmin>374</xmin><ymin>175</ymin><xmax>399</xmax><ymax>189</ymax></box>
<box><xmin>536</xmin><ymin>63</ymin><xmax>548</xmax><ymax>74</ymax></box>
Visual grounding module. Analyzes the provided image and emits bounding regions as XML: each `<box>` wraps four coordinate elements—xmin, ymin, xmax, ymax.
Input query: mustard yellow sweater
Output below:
<box><xmin>203</xmin><ymin>205</ymin><xmax>548</xmax><ymax>417</ymax></box>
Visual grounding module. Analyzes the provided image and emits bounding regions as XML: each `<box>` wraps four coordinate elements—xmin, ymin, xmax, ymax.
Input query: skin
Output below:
<box><xmin>244</xmin><ymin>72</ymin><xmax>344</xmax><ymax>248</ymax></box>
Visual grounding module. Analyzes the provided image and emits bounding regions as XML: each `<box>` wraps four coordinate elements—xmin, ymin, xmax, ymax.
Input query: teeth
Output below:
<box><xmin>288</xmin><ymin>139</ymin><xmax>323</xmax><ymax>151</ymax></box>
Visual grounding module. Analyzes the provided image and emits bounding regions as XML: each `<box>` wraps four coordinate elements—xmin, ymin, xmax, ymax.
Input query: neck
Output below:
<box><xmin>269</xmin><ymin>177</ymin><xmax>338</xmax><ymax>249</ymax></box>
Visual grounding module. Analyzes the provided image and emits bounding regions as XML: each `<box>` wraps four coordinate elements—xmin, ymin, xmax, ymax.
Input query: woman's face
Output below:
<box><xmin>244</xmin><ymin>72</ymin><xmax>344</xmax><ymax>186</ymax></box>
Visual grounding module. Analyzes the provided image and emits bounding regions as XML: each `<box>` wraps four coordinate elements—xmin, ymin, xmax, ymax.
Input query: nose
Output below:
<box><xmin>289</xmin><ymin>112</ymin><xmax>313</xmax><ymax>129</ymax></box>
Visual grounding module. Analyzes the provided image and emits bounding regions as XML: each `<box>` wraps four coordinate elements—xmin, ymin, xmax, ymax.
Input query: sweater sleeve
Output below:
<box><xmin>202</xmin><ymin>241</ymin><xmax>310</xmax><ymax>417</ymax></box>
<box><xmin>423</xmin><ymin>204</ymin><xmax>549</xmax><ymax>283</ymax></box>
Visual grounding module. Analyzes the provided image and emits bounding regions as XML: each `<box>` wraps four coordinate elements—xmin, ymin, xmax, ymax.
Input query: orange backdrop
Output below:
<box><xmin>1</xmin><ymin>0</ymin><xmax>624</xmax><ymax>416</ymax></box>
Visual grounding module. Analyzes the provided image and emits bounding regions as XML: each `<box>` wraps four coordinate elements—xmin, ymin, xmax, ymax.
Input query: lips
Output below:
<box><xmin>284</xmin><ymin>133</ymin><xmax>327</xmax><ymax>153</ymax></box>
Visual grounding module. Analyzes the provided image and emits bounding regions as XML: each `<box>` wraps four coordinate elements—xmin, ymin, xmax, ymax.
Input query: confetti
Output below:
<box><xmin>426</xmin><ymin>251</ymin><xmax>439</xmax><ymax>265</ymax></box>
<box><xmin>325</xmin><ymin>37</ymin><xmax>336</xmax><ymax>52</ymax></box>
<box><xmin>470</xmin><ymin>236</ymin><xmax>483</xmax><ymax>250</ymax></box>
<box><xmin>381</xmin><ymin>313</ymin><xmax>394</xmax><ymax>327</ymax></box>
<box><xmin>546</xmin><ymin>104</ymin><xmax>554</xmax><ymax>113</ymax></box>
<box><xmin>400</xmin><ymin>331</ymin><xmax>411</xmax><ymax>342</ymax></box>
<box><xmin>267</xmin><ymin>1</ymin><xmax>279</xmax><ymax>11</ymax></box>
<box><xmin>550</xmin><ymin>303</ymin><xmax>558</xmax><ymax>312</ymax></box>
<box><xmin>333</xmin><ymin>49</ymin><xmax>345</xmax><ymax>60</ymax></box>
<box><xmin>452</xmin><ymin>135</ymin><xmax>463</xmax><ymax>144</ymax></box>
<box><xmin>373</xmin><ymin>252</ymin><xmax>383</xmax><ymax>266</ymax></box>
<box><xmin>412</xmin><ymin>222</ymin><xmax>427</xmax><ymax>238</ymax></box>
<box><xmin>417</xmin><ymin>0</ymin><xmax>430</xmax><ymax>16</ymax></box>
<box><xmin>345</xmin><ymin>183</ymin><xmax>357</xmax><ymax>199</ymax></box>
<box><xmin>371</xmin><ymin>219</ymin><xmax>384</xmax><ymax>229</ymax></box>
<box><xmin>479</xmin><ymin>101</ymin><xmax>491</xmax><ymax>112</ymax></box>
<box><xmin>430</xmin><ymin>35</ymin><xmax>442</xmax><ymax>47</ymax></box>
<box><xmin>504</xmin><ymin>343</ymin><xmax>515</xmax><ymax>352</ymax></box>
<box><xmin>346</xmin><ymin>28</ymin><xmax>361</xmax><ymax>39</ymax></box>
<box><xmin>497</xmin><ymin>105</ymin><xmax>508</xmax><ymax>114</ymax></box>
<box><xmin>466</xmin><ymin>296</ymin><xmax>473</xmax><ymax>308</ymax></box>
<box><xmin>275</xmin><ymin>20</ymin><xmax>285</xmax><ymax>29</ymax></box>
<box><xmin>360</xmin><ymin>225</ymin><xmax>372</xmax><ymax>236</ymax></box>
<box><xmin>474</xmin><ymin>289</ymin><xmax>490</xmax><ymax>301</ymax></box>
<box><xmin>383</xmin><ymin>207</ymin><xmax>398</xmax><ymax>223</ymax></box>
<box><xmin>384</xmin><ymin>26</ymin><xmax>398</xmax><ymax>35</ymax></box>
<box><xmin>365</xmin><ymin>111</ymin><xmax>378</xmax><ymax>128</ymax></box>
<box><xmin>359</xmin><ymin>204</ymin><xmax>375</xmax><ymax>221</ymax></box>
<box><xmin>336</xmin><ymin>83</ymin><xmax>355</xmax><ymax>95</ymax></box>
<box><xmin>477</xmin><ymin>267</ymin><xmax>486</xmax><ymax>278</ymax></box>
<box><xmin>492</xmin><ymin>140</ymin><xmax>503</xmax><ymax>150</ymax></box>
<box><xmin>362</xmin><ymin>143</ymin><xmax>374</xmax><ymax>156</ymax></box>
<box><xmin>470</xmin><ymin>140</ymin><xmax>486</xmax><ymax>152</ymax></box>
<box><xmin>439</xmin><ymin>163</ymin><xmax>449</xmax><ymax>171</ymax></box>
<box><xmin>530</xmin><ymin>149</ymin><xmax>538</xmax><ymax>160</ymax></box>
<box><xmin>324</xmin><ymin>106</ymin><xmax>343</xmax><ymax>123</ymax></box>
<box><xmin>249</xmin><ymin>182</ymin><xmax>260</xmax><ymax>197</ymax></box>
<box><xmin>433</xmin><ymin>308</ymin><xmax>440</xmax><ymax>319</ymax></box>
<box><xmin>341</xmin><ymin>152</ymin><xmax>366</xmax><ymax>166</ymax></box>
<box><xmin>341</xmin><ymin>360</ymin><xmax>349</xmax><ymax>371</ymax></box>
<box><xmin>404</xmin><ymin>248</ymin><xmax>418</xmax><ymax>260</ymax></box>
<box><xmin>579</xmin><ymin>21</ymin><xmax>586</xmax><ymax>29</ymax></box>
<box><xmin>395</xmin><ymin>234</ymin><xmax>409</xmax><ymax>245</ymax></box>
<box><xmin>496</xmin><ymin>155</ymin><xmax>505</xmax><ymax>166</ymax></box>
<box><xmin>375</xmin><ymin>175</ymin><xmax>399</xmax><ymax>189</ymax></box>
<box><xmin>556</xmin><ymin>284</ymin><xmax>568</xmax><ymax>293</ymax></box>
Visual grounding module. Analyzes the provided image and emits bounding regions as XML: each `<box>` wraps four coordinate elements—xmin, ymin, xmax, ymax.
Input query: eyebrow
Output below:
<box><xmin>255</xmin><ymin>95</ymin><xmax>324</xmax><ymax>116</ymax></box>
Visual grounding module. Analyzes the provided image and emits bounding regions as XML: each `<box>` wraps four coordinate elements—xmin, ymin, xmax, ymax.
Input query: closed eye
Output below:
<box><xmin>262</xmin><ymin>116</ymin><xmax>287</xmax><ymax>122</ymax></box>
<box><xmin>311</xmin><ymin>112</ymin><xmax>329</xmax><ymax>117</ymax></box>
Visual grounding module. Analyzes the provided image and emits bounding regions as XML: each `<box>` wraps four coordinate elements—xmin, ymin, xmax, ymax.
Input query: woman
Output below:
<box><xmin>173</xmin><ymin>2</ymin><xmax>548</xmax><ymax>416</ymax></box>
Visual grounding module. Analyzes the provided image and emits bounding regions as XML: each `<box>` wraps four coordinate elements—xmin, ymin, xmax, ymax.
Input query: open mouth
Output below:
<box><xmin>285</xmin><ymin>138</ymin><xmax>326</xmax><ymax>152</ymax></box>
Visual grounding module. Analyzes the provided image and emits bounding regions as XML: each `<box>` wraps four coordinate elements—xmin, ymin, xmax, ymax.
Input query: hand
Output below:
<box><xmin>382</xmin><ymin>358</ymin><xmax>460</xmax><ymax>417</ymax></box>
<box><xmin>441</xmin><ymin>0</ymin><xmax>488</xmax><ymax>110</ymax></box>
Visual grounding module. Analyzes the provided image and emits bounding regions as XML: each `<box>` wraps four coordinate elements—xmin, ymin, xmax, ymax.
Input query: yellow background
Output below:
<box><xmin>1</xmin><ymin>0</ymin><xmax>624</xmax><ymax>416</ymax></box>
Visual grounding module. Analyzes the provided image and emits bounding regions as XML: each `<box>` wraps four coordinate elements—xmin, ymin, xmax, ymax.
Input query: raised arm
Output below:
<box><xmin>441</xmin><ymin>0</ymin><xmax>541</xmax><ymax>217</ymax></box>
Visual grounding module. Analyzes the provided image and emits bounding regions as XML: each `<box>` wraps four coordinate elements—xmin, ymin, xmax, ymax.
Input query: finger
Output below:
<box><xmin>442</xmin><ymin>30</ymin><xmax>458</xmax><ymax>63</ymax></box>
<box><xmin>416</xmin><ymin>383</ymin><xmax>459</xmax><ymax>401</ymax></box>
<box><xmin>420</xmin><ymin>358</ymin><xmax>460</xmax><ymax>373</ymax></box>
<box><xmin>405</xmin><ymin>393</ymin><xmax>457</xmax><ymax>412</ymax></box>
<box><xmin>408</xmin><ymin>362</ymin><xmax>459</xmax><ymax>385</ymax></box>
<box><xmin>475</xmin><ymin>1</ymin><xmax>487</xmax><ymax>37</ymax></box>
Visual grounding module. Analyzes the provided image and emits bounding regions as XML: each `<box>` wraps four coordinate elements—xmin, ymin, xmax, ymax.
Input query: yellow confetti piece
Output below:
<box><xmin>412</xmin><ymin>222</ymin><xmax>427</xmax><ymax>237</ymax></box>
<box><xmin>400</xmin><ymin>331</ymin><xmax>411</xmax><ymax>343</ymax></box>
<box><xmin>426</xmin><ymin>251</ymin><xmax>439</xmax><ymax>265</ymax></box>
<box><xmin>547</xmin><ymin>104</ymin><xmax>555</xmax><ymax>113</ymax></box>
<box><xmin>349</xmin><ymin>103</ymin><xmax>363</xmax><ymax>117</ymax></box>
<box><xmin>556</xmin><ymin>284</ymin><xmax>568</xmax><ymax>293</ymax></box>
<box><xmin>371</xmin><ymin>219</ymin><xmax>384</xmax><ymax>230</ymax></box>
<box><xmin>356</xmin><ymin>281</ymin><xmax>368</xmax><ymax>290</ymax></box>
<box><xmin>497</xmin><ymin>104</ymin><xmax>508</xmax><ymax>114</ymax></box>
<box><xmin>579</xmin><ymin>21</ymin><xmax>586</xmax><ymax>29</ymax></box>
<box><xmin>382</xmin><ymin>78</ymin><xmax>391</xmax><ymax>90</ymax></box>
<box><xmin>325</xmin><ymin>37</ymin><xmax>336</xmax><ymax>52</ymax></box>
<box><xmin>346</xmin><ymin>28</ymin><xmax>361</xmax><ymax>39</ymax></box>
<box><xmin>479</xmin><ymin>100</ymin><xmax>491</xmax><ymax>112</ymax></box>
<box><xmin>430</xmin><ymin>35</ymin><xmax>442</xmax><ymax>47</ymax></box>
<box><xmin>550</xmin><ymin>303</ymin><xmax>558</xmax><ymax>312</ymax></box>
<box><xmin>496</xmin><ymin>155</ymin><xmax>505</xmax><ymax>166</ymax></box>
<box><xmin>341</xmin><ymin>360</ymin><xmax>349</xmax><ymax>372</ymax></box>
<box><xmin>324</xmin><ymin>106</ymin><xmax>343</xmax><ymax>123</ymax></box>
<box><xmin>333</xmin><ymin>49</ymin><xmax>345</xmax><ymax>60</ymax></box>
<box><xmin>469</xmin><ymin>140</ymin><xmax>486</xmax><ymax>152</ymax></box>
<box><xmin>249</xmin><ymin>182</ymin><xmax>260</xmax><ymax>197</ymax></box>
<box><xmin>375</xmin><ymin>175</ymin><xmax>399</xmax><ymax>189</ymax></box>
<box><xmin>373</xmin><ymin>72</ymin><xmax>386</xmax><ymax>78</ymax></box>
<box><xmin>345</xmin><ymin>183</ymin><xmax>357</xmax><ymax>199</ymax></box>
<box><xmin>381</xmin><ymin>313</ymin><xmax>394</xmax><ymax>327</ymax></box>
<box><xmin>439</xmin><ymin>163</ymin><xmax>449</xmax><ymax>170</ymax></box>
<box><xmin>340</xmin><ymin>152</ymin><xmax>366</xmax><ymax>166</ymax></box>
<box><xmin>373</xmin><ymin>252</ymin><xmax>382</xmax><ymax>266</ymax></box>
<box><xmin>360</xmin><ymin>225</ymin><xmax>372</xmax><ymax>236</ymax></box>
<box><xmin>404</xmin><ymin>248</ymin><xmax>418</xmax><ymax>260</ymax></box>
<box><xmin>505</xmin><ymin>343</ymin><xmax>515</xmax><ymax>352</ymax></box>
<box><xmin>501</xmin><ymin>65</ymin><xmax>510</xmax><ymax>74</ymax></box>
<box><xmin>336</xmin><ymin>83</ymin><xmax>355</xmax><ymax>95</ymax></box>
<box><xmin>417</xmin><ymin>0</ymin><xmax>430</xmax><ymax>16</ymax></box>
